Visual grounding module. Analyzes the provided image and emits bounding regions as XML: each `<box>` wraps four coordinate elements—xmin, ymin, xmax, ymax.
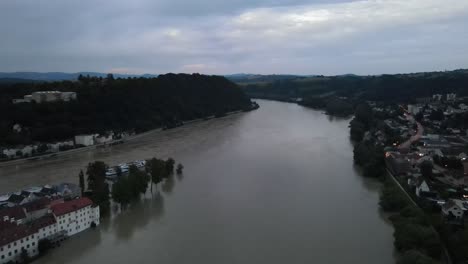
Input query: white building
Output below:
<box><xmin>13</xmin><ymin>91</ymin><xmax>77</xmax><ymax>104</ymax></box>
<box><xmin>0</xmin><ymin>222</ymin><xmax>39</xmax><ymax>264</ymax></box>
<box><xmin>51</xmin><ymin>198</ymin><xmax>100</xmax><ymax>237</ymax></box>
<box><xmin>446</xmin><ymin>93</ymin><xmax>457</xmax><ymax>101</ymax></box>
<box><xmin>432</xmin><ymin>94</ymin><xmax>443</xmax><ymax>101</ymax></box>
<box><xmin>60</xmin><ymin>92</ymin><xmax>77</xmax><ymax>102</ymax></box>
<box><xmin>407</xmin><ymin>104</ymin><xmax>421</xmax><ymax>115</ymax></box>
<box><xmin>0</xmin><ymin>207</ymin><xmax>37</xmax><ymax>264</ymax></box>
<box><xmin>47</xmin><ymin>141</ymin><xmax>74</xmax><ymax>152</ymax></box>
<box><xmin>32</xmin><ymin>91</ymin><xmax>62</xmax><ymax>103</ymax></box>
<box><xmin>442</xmin><ymin>200</ymin><xmax>464</xmax><ymax>220</ymax></box>
<box><xmin>74</xmin><ymin>134</ymin><xmax>97</xmax><ymax>147</ymax></box>
<box><xmin>95</xmin><ymin>132</ymin><xmax>114</xmax><ymax>144</ymax></box>
<box><xmin>0</xmin><ymin>197</ymin><xmax>99</xmax><ymax>264</ymax></box>
<box><xmin>416</xmin><ymin>180</ymin><xmax>430</xmax><ymax>197</ymax></box>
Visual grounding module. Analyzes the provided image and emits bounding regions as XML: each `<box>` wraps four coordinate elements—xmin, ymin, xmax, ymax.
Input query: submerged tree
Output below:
<box><xmin>176</xmin><ymin>163</ymin><xmax>184</xmax><ymax>175</ymax></box>
<box><xmin>86</xmin><ymin>161</ymin><xmax>109</xmax><ymax>205</ymax></box>
<box><xmin>112</xmin><ymin>165</ymin><xmax>149</xmax><ymax>206</ymax></box>
<box><xmin>165</xmin><ymin>158</ymin><xmax>175</xmax><ymax>175</ymax></box>
<box><xmin>78</xmin><ymin>170</ymin><xmax>85</xmax><ymax>195</ymax></box>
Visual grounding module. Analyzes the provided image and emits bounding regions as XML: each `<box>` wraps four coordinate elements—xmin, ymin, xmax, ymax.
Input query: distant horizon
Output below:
<box><xmin>1</xmin><ymin>67</ymin><xmax>467</xmax><ymax>78</ymax></box>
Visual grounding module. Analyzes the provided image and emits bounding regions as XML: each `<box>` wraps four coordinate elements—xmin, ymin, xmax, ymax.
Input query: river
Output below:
<box><xmin>0</xmin><ymin>100</ymin><xmax>395</xmax><ymax>264</ymax></box>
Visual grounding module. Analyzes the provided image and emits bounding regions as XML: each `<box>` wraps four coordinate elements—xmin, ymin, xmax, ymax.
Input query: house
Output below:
<box><xmin>55</xmin><ymin>183</ymin><xmax>81</xmax><ymax>199</ymax></box>
<box><xmin>74</xmin><ymin>134</ymin><xmax>96</xmax><ymax>147</ymax></box>
<box><xmin>407</xmin><ymin>104</ymin><xmax>422</xmax><ymax>115</ymax></box>
<box><xmin>433</xmin><ymin>94</ymin><xmax>443</xmax><ymax>101</ymax></box>
<box><xmin>47</xmin><ymin>141</ymin><xmax>74</xmax><ymax>152</ymax></box>
<box><xmin>39</xmin><ymin>186</ymin><xmax>57</xmax><ymax>197</ymax></box>
<box><xmin>51</xmin><ymin>197</ymin><xmax>100</xmax><ymax>237</ymax></box>
<box><xmin>442</xmin><ymin>200</ymin><xmax>464</xmax><ymax>220</ymax></box>
<box><xmin>415</xmin><ymin>179</ymin><xmax>431</xmax><ymax>197</ymax></box>
<box><xmin>385</xmin><ymin>152</ymin><xmax>411</xmax><ymax>176</ymax></box>
<box><xmin>446</xmin><ymin>93</ymin><xmax>457</xmax><ymax>101</ymax></box>
<box><xmin>95</xmin><ymin>132</ymin><xmax>114</xmax><ymax>144</ymax></box>
<box><xmin>22</xmin><ymin>198</ymin><xmax>50</xmax><ymax>222</ymax></box>
<box><xmin>0</xmin><ymin>206</ymin><xmax>26</xmax><ymax>225</ymax></box>
<box><xmin>6</xmin><ymin>194</ymin><xmax>27</xmax><ymax>207</ymax></box>
<box><xmin>60</xmin><ymin>92</ymin><xmax>77</xmax><ymax>102</ymax></box>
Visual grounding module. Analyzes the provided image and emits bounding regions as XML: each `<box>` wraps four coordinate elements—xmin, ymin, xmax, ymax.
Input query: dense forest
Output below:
<box><xmin>0</xmin><ymin>74</ymin><xmax>253</xmax><ymax>146</ymax></box>
<box><xmin>238</xmin><ymin>69</ymin><xmax>468</xmax><ymax>115</ymax></box>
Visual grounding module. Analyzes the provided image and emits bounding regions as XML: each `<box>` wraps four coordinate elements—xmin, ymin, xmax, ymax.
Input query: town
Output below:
<box><xmin>353</xmin><ymin>92</ymin><xmax>468</xmax><ymax>263</ymax></box>
<box><xmin>371</xmin><ymin>93</ymin><xmax>468</xmax><ymax>220</ymax></box>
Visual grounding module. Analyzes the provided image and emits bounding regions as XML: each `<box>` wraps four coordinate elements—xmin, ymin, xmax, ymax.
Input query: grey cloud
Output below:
<box><xmin>0</xmin><ymin>0</ymin><xmax>467</xmax><ymax>74</ymax></box>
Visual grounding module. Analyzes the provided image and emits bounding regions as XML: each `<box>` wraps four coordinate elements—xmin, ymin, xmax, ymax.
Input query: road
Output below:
<box><xmin>398</xmin><ymin>113</ymin><xmax>424</xmax><ymax>150</ymax></box>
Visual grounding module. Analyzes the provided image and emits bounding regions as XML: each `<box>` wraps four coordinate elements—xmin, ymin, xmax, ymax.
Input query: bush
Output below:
<box><xmin>393</xmin><ymin>222</ymin><xmax>442</xmax><ymax>259</ymax></box>
<box><xmin>397</xmin><ymin>250</ymin><xmax>439</xmax><ymax>264</ymax></box>
<box><xmin>379</xmin><ymin>179</ymin><xmax>410</xmax><ymax>212</ymax></box>
<box><xmin>38</xmin><ymin>239</ymin><xmax>52</xmax><ymax>255</ymax></box>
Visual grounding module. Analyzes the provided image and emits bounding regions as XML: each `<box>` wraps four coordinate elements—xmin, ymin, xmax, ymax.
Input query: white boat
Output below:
<box><xmin>131</xmin><ymin>160</ymin><xmax>146</xmax><ymax>168</ymax></box>
<box><xmin>106</xmin><ymin>168</ymin><xmax>117</xmax><ymax>178</ymax></box>
<box><xmin>118</xmin><ymin>163</ymin><xmax>129</xmax><ymax>172</ymax></box>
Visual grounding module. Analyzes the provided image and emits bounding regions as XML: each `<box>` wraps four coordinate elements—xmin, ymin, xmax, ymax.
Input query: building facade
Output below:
<box><xmin>0</xmin><ymin>197</ymin><xmax>99</xmax><ymax>264</ymax></box>
<box><xmin>74</xmin><ymin>134</ymin><xmax>97</xmax><ymax>147</ymax></box>
<box><xmin>52</xmin><ymin>198</ymin><xmax>100</xmax><ymax>237</ymax></box>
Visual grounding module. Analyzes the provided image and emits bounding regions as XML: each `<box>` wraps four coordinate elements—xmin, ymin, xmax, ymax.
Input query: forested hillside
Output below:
<box><xmin>0</xmin><ymin>74</ymin><xmax>253</xmax><ymax>146</ymax></box>
<box><xmin>240</xmin><ymin>69</ymin><xmax>468</xmax><ymax>104</ymax></box>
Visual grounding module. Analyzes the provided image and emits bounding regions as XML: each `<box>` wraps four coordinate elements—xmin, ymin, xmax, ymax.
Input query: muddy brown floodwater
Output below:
<box><xmin>0</xmin><ymin>100</ymin><xmax>395</xmax><ymax>264</ymax></box>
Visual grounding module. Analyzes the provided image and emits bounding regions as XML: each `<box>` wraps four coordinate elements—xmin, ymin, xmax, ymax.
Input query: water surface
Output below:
<box><xmin>0</xmin><ymin>100</ymin><xmax>395</xmax><ymax>264</ymax></box>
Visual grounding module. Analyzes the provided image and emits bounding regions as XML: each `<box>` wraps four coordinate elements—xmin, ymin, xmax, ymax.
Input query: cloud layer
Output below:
<box><xmin>1</xmin><ymin>0</ymin><xmax>468</xmax><ymax>75</ymax></box>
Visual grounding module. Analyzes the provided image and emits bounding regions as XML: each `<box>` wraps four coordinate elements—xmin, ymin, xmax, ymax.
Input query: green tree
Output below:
<box><xmin>147</xmin><ymin>158</ymin><xmax>166</xmax><ymax>185</ymax></box>
<box><xmin>37</xmin><ymin>144</ymin><xmax>48</xmax><ymax>153</ymax></box>
<box><xmin>355</xmin><ymin>103</ymin><xmax>373</xmax><ymax>128</ymax></box>
<box><xmin>165</xmin><ymin>158</ymin><xmax>175</xmax><ymax>175</ymax></box>
<box><xmin>112</xmin><ymin>165</ymin><xmax>149</xmax><ymax>206</ymax></box>
<box><xmin>86</xmin><ymin>161</ymin><xmax>109</xmax><ymax>205</ymax></box>
<box><xmin>420</xmin><ymin>161</ymin><xmax>433</xmax><ymax>178</ymax></box>
<box><xmin>379</xmin><ymin>179</ymin><xmax>410</xmax><ymax>212</ymax></box>
<box><xmin>20</xmin><ymin>248</ymin><xmax>30</xmax><ymax>263</ymax></box>
<box><xmin>176</xmin><ymin>163</ymin><xmax>184</xmax><ymax>174</ymax></box>
<box><xmin>393</xmin><ymin>222</ymin><xmax>442</xmax><ymax>259</ymax></box>
<box><xmin>38</xmin><ymin>239</ymin><xmax>52</xmax><ymax>255</ymax></box>
<box><xmin>112</xmin><ymin>176</ymin><xmax>131</xmax><ymax>205</ymax></box>
<box><xmin>397</xmin><ymin>250</ymin><xmax>439</xmax><ymax>264</ymax></box>
<box><xmin>78</xmin><ymin>170</ymin><xmax>85</xmax><ymax>195</ymax></box>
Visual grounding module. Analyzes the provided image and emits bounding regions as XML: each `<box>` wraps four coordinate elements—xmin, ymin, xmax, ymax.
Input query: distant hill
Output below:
<box><xmin>0</xmin><ymin>73</ymin><xmax>253</xmax><ymax>146</ymax></box>
<box><xmin>0</xmin><ymin>72</ymin><xmax>159</xmax><ymax>82</ymax></box>
<box><xmin>225</xmin><ymin>74</ymin><xmax>314</xmax><ymax>85</ymax></box>
<box><xmin>240</xmin><ymin>69</ymin><xmax>468</xmax><ymax>104</ymax></box>
<box><xmin>0</xmin><ymin>78</ymin><xmax>42</xmax><ymax>84</ymax></box>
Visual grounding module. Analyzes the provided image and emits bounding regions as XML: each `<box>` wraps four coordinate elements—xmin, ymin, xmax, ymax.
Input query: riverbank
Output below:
<box><xmin>384</xmin><ymin>168</ymin><xmax>452</xmax><ymax>264</ymax></box>
<box><xmin>0</xmin><ymin>109</ymin><xmax>248</xmax><ymax>168</ymax></box>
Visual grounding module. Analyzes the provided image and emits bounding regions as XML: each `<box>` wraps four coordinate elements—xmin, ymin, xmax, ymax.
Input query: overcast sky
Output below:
<box><xmin>1</xmin><ymin>0</ymin><xmax>468</xmax><ymax>75</ymax></box>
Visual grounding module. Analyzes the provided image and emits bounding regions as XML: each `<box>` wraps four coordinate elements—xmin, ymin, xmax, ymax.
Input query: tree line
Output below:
<box><xmin>79</xmin><ymin>158</ymin><xmax>183</xmax><ymax>210</ymax></box>
<box><xmin>241</xmin><ymin>69</ymin><xmax>468</xmax><ymax>106</ymax></box>
<box><xmin>0</xmin><ymin>74</ymin><xmax>253</xmax><ymax>146</ymax></box>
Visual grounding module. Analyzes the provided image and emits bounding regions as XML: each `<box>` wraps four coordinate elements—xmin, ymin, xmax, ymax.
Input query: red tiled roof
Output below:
<box><xmin>0</xmin><ymin>206</ymin><xmax>26</xmax><ymax>221</ymax></box>
<box><xmin>31</xmin><ymin>214</ymin><xmax>56</xmax><ymax>229</ymax></box>
<box><xmin>0</xmin><ymin>221</ymin><xmax>36</xmax><ymax>247</ymax></box>
<box><xmin>50</xmin><ymin>197</ymin><xmax>93</xmax><ymax>217</ymax></box>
